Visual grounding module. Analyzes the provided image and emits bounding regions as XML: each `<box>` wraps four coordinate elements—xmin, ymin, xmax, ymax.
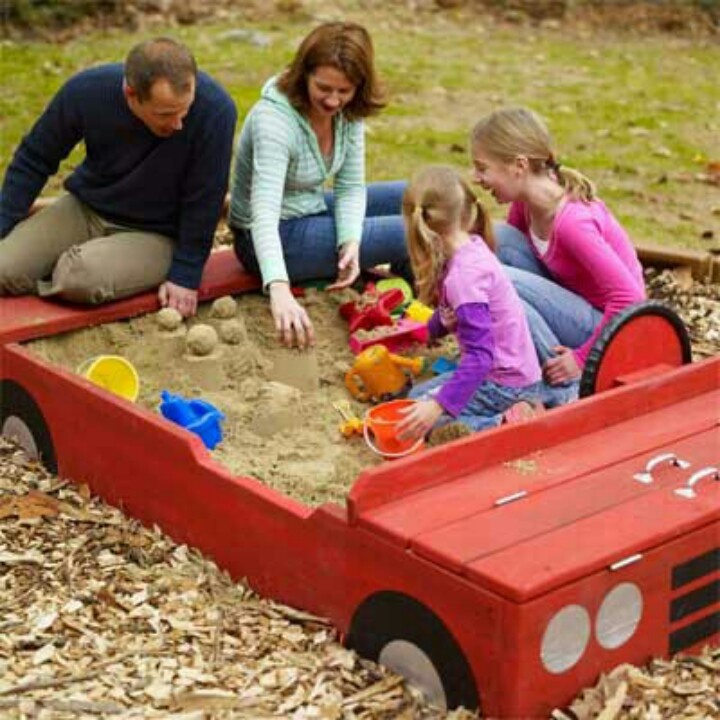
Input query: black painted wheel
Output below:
<box><xmin>0</xmin><ymin>379</ymin><xmax>57</xmax><ymax>473</ymax></box>
<box><xmin>347</xmin><ymin>591</ymin><xmax>479</xmax><ymax>711</ymax></box>
<box><xmin>579</xmin><ymin>300</ymin><xmax>691</xmax><ymax>398</ymax></box>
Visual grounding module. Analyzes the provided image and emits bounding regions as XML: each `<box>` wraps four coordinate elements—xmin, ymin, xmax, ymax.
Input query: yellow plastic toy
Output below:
<box><xmin>345</xmin><ymin>345</ymin><xmax>425</xmax><ymax>402</ymax></box>
<box><xmin>332</xmin><ymin>400</ymin><xmax>364</xmax><ymax>438</ymax></box>
<box><xmin>405</xmin><ymin>300</ymin><xmax>434</xmax><ymax>324</ymax></box>
<box><xmin>77</xmin><ymin>355</ymin><xmax>140</xmax><ymax>402</ymax></box>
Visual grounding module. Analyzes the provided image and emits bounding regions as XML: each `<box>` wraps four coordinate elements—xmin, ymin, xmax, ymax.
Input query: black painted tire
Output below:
<box><xmin>0</xmin><ymin>379</ymin><xmax>57</xmax><ymax>474</ymax></box>
<box><xmin>347</xmin><ymin>591</ymin><xmax>479</xmax><ymax>711</ymax></box>
<box><xmin>579</xmin><ymin>300</ymin><xmax>691</xmax><ymax>398</ymax></box>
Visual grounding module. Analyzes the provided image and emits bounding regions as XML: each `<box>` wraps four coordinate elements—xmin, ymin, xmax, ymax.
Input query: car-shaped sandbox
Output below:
<box><xmin>1</xmin><ymin>249</ymin><xmax>717</xmax><ymax>717</ymax></box>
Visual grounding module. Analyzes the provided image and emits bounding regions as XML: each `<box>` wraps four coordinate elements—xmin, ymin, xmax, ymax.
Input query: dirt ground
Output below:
<box><xmin>4</xmin><ymin>0</ymin><xmax>717</xmax><ymax>40</ymax></box>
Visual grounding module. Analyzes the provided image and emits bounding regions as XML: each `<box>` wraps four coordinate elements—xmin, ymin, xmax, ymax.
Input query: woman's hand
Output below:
<box><xmin>268</xmin><ymin>281</ymin><xmax>315</xmax><ymax>349</ymax></box>
<box><xmin>327</xmin><ymin>241</ymin><xmax>360</xmax><ymax>291</ymax></box>
<box><xmin>396</xmin><ymin>399</ymin><xmax>444</xmax><ymax>441</ymax></box>
<box><xmin>543</xmin><ymin>346</ymin><xmax>581</xmax><ymax>385</ymax></box>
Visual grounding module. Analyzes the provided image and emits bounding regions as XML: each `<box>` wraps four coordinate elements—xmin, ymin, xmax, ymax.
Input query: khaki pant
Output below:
<box><xmin>0</xmin><ymin>194</ymin><xmax>173</xmax><ymax>304</ymax></box>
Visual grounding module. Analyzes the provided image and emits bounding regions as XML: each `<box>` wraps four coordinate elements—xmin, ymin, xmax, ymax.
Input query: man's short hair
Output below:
<box><xmin>124</xmin><ymin>37</ymin><xmax>197</xmax><ymax>102</ymax></box>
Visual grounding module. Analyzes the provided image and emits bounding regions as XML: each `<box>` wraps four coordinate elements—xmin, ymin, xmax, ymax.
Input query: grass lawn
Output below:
<box><xmin>1</xmin><ymin>2</ymin><xmax>718</xmax><ymax>250</ymax></box>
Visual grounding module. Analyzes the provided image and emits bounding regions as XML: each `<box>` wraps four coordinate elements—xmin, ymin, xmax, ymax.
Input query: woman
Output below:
<box><xmin>229</xmin><ymin>22</ymin><xmax>409</xmax><ymax>349</ymax></box>
<box><xmin>470</xmin><ymin>107</ymin><xmax>645</xmax><ymax>398</ymax></box>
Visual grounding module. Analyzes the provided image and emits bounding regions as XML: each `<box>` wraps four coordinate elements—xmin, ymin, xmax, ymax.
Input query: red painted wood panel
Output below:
<box><xmin>348</xmin><ymin>357</ymin><xmax>719</xmax><ymax>520</ymax></box>
<box><xmin>464</xmin><ymin>456</ymin><xmax>719</xmax><ymax>602</ymax></box>
<box><xmin>411</xmin><ymin>427</ymin><xmax>718</xmax><ymax>581</ymax></box>
<box><xmin>357</xmin><ymin>390</ymin><xmax>719</xmax><ymax>548</ymax></box>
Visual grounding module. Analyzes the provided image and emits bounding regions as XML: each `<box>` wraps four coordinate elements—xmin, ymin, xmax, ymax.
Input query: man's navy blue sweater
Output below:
<box><xmin>0</xmin><ymin>64</ymin><xmax>237</xmax><ymax>289</ymax></box>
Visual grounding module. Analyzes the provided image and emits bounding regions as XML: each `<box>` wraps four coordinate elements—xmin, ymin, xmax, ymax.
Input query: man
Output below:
<box><xmin>0</xmin><ymin>37</ymin><xmax>236</xmax><ymax>317</ymax></box>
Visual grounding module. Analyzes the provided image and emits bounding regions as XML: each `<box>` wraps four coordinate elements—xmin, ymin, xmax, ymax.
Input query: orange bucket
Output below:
<box><xmin>363</xmin><ymin>399</ymin><xmax>425</xmax><ymax>460</ymax></box>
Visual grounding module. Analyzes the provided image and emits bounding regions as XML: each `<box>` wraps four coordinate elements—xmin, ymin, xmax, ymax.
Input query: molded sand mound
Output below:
<box><xmin>28</xmin><ymin>289</ymin><xmax>454</xmax><ymax>506</ymax></box>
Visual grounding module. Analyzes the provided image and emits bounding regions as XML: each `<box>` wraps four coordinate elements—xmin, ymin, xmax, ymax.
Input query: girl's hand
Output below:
<box><xmin>397</xmin><ymin>399</ymin><xmax>444</xmax><ymax>441</ymax></box>
<box><xmin>327</xmin><ymin>241</ymin><xmax>360</xmax><ymax>291</ymax></box>
<box><xmin>543</xmin><ymin>346</ymin><xmax>581</xmax><ymax>385</ymax></box>
<box><xmin>269</xmin><ymin>281</ymin><xmax>316</xmax><ymax>349</ymax></box>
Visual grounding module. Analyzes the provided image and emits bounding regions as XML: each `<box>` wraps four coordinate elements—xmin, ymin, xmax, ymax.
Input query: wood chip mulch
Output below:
<box><xmin>0</xmin><ymin>439</ymin><xmax>474</xmax><ymax>719</ymax></box>
<box><xmin>645</xmin><ymin>267</ymin><xmax>720</xmax><ymax>361</ymax></box>
<box><xmin>552</xmin><ymin>650</ymin><xmax>720</xmax><ymax>720</ymax></box>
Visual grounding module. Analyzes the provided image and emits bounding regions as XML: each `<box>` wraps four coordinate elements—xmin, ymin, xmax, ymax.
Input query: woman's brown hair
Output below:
<box><xmin>277</xmin><ymin>21</ymin><xmax>386</xmax><ymax>121</ymax></box>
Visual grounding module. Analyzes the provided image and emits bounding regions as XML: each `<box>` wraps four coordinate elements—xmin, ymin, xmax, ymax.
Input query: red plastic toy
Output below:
<box><xmin>339</xmin><ymin>285</ymin><xmax>405</xmax><ymax>334</ymax></box>
<box><xmin>1</xmin><ymin>249</ymin><xmax>717</xmax><ymax>719</ymax></box>
<box><xmin>349</xmin><ymin>317</ymin><xmax>429</xmax><ymax>355</ymax></box>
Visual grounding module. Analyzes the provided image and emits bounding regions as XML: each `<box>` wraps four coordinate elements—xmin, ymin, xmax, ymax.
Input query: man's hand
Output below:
<box><xmin>158</xmin><ymin>281</ymin><xmax>198</xmax><ymax>318</ymax></box>
<box><xmin>543</xmin><ymin>346</ymin><xmax>581</xmax><ymax>385</ymax></box>
<box><xmin>327</xmin><ymin>241</ymin><xmax>360</xmax><ymax>291</ymax></box>
<box><xmin>396</xmin><ymin>398</ymin><xmax>444</xmax><ymax>441</ymax></box>
<box><xmin>269</xmin><ymin>281</ymin><xmax>316</xmax><ymax>349</ymax></box>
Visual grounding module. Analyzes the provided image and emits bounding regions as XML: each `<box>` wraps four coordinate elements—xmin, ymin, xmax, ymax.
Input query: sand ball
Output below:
<box><xmin>156</xmin><ymin>307</ymin><xmax>183</xmax><ymax>331</ymax></box>
<box><xmin>186</xmin><ymin>324</ymin><xmax>218</xmax><ymax>356</ymax></box>
<box><xmin>218</xmin><ymin>318</ymin><xmax>247</xmax><ymax>345</ymax></box>
<box><xmin>210</xmin><ymin>296</ymin><xmax>237</xmax><ymax>319</ymax></box>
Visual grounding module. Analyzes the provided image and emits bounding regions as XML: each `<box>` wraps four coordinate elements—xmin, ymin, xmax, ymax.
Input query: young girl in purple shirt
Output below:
<box><xmin>396</xmin><ymin>166</ymin><xmax>542</xmax><ymax>444</ymax></box>
<box><xmin>471</xmin><ymin>107</ymin><xmax>645</xmax><ymax>391</ymax></box>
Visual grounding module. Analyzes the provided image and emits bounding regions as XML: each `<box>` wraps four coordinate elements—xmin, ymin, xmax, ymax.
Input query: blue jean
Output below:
<box><xmin>493</xmin><ymin>222</ymin><xmax>601</xmax><ymax>406</ymax></box>
<box><xmin>493</xmin><ymin>222</ymin><xmax>603</xmax><ymax>360</ymax></box>
<box><xmin>409</xmin><ymin>373</ymin><xmax>542</xmax><ymax>433</ymax></box>
<box><xmin>233</xmin><ymin>181</ymin><xmax>411</xmax><ymax>283</ymax></box>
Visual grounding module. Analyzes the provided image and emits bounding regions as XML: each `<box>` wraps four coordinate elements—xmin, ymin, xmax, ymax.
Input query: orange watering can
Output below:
<box><xmin>345</xmin><ymin>345</ymin><xmax>425</xmax><ymax>402</ymax></box>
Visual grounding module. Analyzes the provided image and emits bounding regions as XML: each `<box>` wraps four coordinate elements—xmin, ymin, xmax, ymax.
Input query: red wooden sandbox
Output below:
<box><xmin>1</xmin><ymin>249</ymin><xmax>717</xmax><ymax>718</ymax></box>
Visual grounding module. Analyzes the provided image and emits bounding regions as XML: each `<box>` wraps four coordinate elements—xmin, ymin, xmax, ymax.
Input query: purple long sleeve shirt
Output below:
<box><xmin>429</xmin><ymin>303</ymin><xmax>494</xmax><ymax>416</ymax></box>
<box><xmin>429</xmin><ymin>237</ymin><xmax>541</xmax><ymax>417</ymax></box>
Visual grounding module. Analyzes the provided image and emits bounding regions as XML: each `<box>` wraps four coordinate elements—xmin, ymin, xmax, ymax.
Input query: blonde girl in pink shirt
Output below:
<box><xmin>470</xmin><ymin>107</ymin><xmax>645</xmax><ymax>399</ymax></box>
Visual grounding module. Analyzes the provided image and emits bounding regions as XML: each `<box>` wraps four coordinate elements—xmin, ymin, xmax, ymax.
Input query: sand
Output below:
<box><xmin>28</xmin><ymin>288</ymin><xmax>455</xmax><ymax>507</ymax></box>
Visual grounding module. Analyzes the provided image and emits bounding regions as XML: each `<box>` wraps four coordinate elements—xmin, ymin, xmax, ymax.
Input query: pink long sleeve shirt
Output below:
<box><xmin>508</xmin><ymin>198</ymin><xmax>646</xmax><ymax>366</ymax></box>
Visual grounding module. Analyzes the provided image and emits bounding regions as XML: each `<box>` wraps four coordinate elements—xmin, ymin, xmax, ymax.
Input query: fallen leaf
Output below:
<box><xmin>671</xmin><ymin>265</ymin><xmax>694</xmax><ymax>290</ymax></box>
<box><xmin>0</xmin><ymin>490</ymin><xmax>60</xmax><ymax>520</ymax></box>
